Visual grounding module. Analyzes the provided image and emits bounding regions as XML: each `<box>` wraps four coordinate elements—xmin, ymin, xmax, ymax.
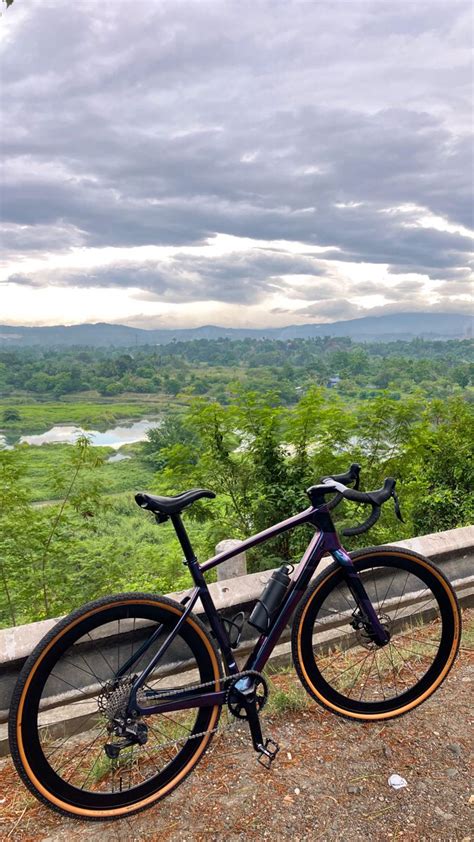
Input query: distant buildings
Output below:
<box><xmin>327</xmin><ymin>375</ymin><xmax>341</xmax><ymax>388</ymax></box>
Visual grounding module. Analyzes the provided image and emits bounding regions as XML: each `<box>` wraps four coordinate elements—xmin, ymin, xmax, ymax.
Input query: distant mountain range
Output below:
<box><xmin>0</xmin><ymin>313</ymin><xmax>472</xmax><ymax>347</ymax></box>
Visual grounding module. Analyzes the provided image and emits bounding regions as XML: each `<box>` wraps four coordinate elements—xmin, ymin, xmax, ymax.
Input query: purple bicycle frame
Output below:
<box><xmin>128</xmin><ymin>503</ymin><xmax>387</xmax><ymax>717</ymax></box>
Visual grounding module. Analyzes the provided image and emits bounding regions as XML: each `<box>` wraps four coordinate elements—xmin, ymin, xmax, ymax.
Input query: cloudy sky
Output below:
<box><xmin>1</xmin><ymin>0</ymin><xmax>473</xmax><ymax>328</ymax></box>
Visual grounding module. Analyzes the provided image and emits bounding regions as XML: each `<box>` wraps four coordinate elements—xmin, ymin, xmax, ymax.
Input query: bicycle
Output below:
<box><xmin>9</xmin><ymin>464</ymin><xmax>461</xmax><ymax>820</ymax></box>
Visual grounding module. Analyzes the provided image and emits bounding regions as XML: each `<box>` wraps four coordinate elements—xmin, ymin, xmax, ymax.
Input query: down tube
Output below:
<box><xmin>245</xmin><ymin>529</ymin><xmax>326</xmax><ymax>673</ymax></box>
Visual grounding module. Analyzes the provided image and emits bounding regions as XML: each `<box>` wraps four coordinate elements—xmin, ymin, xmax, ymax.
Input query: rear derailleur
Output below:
<box><xmin>98</xmin><ymin>678</ymin><xmax>149</xmax><ymax>759</ymax></box>
<box><xmin>104</xmin><ymin>716</ymin><xmax>148</xmax><ymax>759</ymax></box>
<box><xmin>226</xmin><ymin>671</ymin><xmax>279</xmax><ymax>769</ymax></box>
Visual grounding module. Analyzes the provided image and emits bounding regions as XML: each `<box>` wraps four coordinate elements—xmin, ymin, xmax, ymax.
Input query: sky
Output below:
<box><xmin>1</xmin><ymin>0</ymin><xmax>473</xmax><ymax>328</ymax></box>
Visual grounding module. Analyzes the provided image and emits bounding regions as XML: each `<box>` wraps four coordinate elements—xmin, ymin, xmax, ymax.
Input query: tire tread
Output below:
<box><xmin>8</xmin><ymin>592</ymin><xmax>222</xmax><ymax>821</ymax></box>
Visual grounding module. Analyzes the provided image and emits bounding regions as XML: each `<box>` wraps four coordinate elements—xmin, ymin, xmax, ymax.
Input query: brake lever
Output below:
<box><xmin>392</xmin><ymin>489</ymin><xmax>405</xmax><ymax>523</ymax></box>
<box><xmin>350</xmin><ymin>463</ymin><xmax>361</xmax><ymax>490</ymax></box>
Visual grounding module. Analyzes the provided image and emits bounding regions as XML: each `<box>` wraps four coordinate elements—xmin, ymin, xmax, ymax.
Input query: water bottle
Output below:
<box><xmin>248</xmin><ymin>565</ymin><xmax>292</xmax><ymax>633</ymax></box>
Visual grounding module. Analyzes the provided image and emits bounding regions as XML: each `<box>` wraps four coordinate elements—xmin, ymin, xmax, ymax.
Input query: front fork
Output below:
<box><xmin>332</xmin><ymin>549</ymin><xmax>390</xmax><ymax>646</ymax></box>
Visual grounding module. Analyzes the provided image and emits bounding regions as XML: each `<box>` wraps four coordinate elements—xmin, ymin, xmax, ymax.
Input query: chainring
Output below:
<box><xmin>226</xmin><ymin>671</ymin><xmax>268</xmax><ymax>720</ymax></box>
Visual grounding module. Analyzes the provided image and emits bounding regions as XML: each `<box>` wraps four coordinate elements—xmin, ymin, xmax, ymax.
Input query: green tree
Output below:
<box><xmin>144</xmin><ymin>414</ymin><xmax>198</xmax><ymax>470</ymax></box>
<box><xmin>2</xmin><ymin>408</ymin><xmax>21</xmax><ymax>423</ymax></box>
<box><xmin>0</xmin><ymin>438</ymin><xmax>104</xmax><ymax>626</ymax></box>
<box><xmin>411</xmin><ymin>398</ymin><xmax>474</xmax><ymax>533</ymax></box>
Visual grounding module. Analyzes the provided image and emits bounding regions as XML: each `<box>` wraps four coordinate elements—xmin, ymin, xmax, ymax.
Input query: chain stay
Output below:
<box><xmin>135</xmin><ymin>670</ymin><xmax>263</xmax><ymax>752</ymax></box>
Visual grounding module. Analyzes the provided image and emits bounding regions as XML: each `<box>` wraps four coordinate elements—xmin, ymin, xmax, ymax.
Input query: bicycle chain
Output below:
<box><xmin>132</xmin><ymin>670</ymin><xmax>263</xmax><ymax>753</ymax></box>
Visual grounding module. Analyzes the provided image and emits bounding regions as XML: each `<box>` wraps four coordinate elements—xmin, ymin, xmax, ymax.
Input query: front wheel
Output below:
<box><xmin>9</xmin><ymin>593</ymin><xmax>222</xmax><ymax>820</ymax></box>
<box><xmin>292</xmin><ymin>548</ymin><xmax>461</xmax><ymax>720</ymax></box>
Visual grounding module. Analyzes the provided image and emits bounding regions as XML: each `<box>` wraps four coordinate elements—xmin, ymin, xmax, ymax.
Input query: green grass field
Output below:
<box><xmin>13</xmin><ymin>442</ymin><xmax>156</xmax><ymax>501</ymax></box>
<box><xmin>0</xmin><ymin>401</ymin><xmax>165</xmax><ymax>433</ymax></box>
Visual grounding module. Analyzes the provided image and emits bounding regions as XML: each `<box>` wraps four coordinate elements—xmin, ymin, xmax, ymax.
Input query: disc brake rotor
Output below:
<box><xmin>354</xmin><ymin>613</ymin><xmax>392</xmax><ymax>649</ymax></box>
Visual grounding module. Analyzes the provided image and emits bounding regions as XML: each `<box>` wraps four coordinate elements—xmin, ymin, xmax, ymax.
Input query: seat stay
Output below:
<box><xmin>126</xmin><ymin>587</ymin><xmax>201</xmax><ymax>714</ymax></box>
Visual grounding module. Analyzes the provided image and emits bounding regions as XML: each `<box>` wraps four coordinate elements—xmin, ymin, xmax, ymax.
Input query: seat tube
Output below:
<box><xmin>169</xmin><ymin>514</ymin><xmax>239</xmax><ymax>674</ymax></box>
<box><xmin>171</xmin><ymin>513</ymin><xmax>196</xmax><ymax>563</ymax></box>
<box><xmin>188</xmin><ymin>556</ymin><xmax>239</xmax><ymax>674</ymax></box>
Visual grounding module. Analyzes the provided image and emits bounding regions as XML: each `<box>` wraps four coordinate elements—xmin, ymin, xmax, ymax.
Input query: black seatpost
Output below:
<box><xmin>170</xmin><ymin>513</ymin><xmax>196</xmax><ymax>563</ymax></box>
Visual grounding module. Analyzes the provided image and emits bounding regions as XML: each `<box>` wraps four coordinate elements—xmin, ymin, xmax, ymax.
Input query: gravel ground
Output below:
<box><xmin>1</xmin><ymin>616</ymin><xmax>472</xmax><ymax>842</ymax></box>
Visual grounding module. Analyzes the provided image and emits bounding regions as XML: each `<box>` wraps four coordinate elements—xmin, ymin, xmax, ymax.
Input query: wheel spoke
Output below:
<box><xmin>385</xmin><ymin>643</ymin><xmax>399</xmax><ymax>693</ymax></box>
<box><xmin>389</xmin><ymin>641</ymin><xmax>424</xmax><ymax>679</ymax></box>
<box><xmin>390</xmin><ymin>571</ymin><xmax>411</xmax><ymax>624</ymax></box>
<box><xmin>303</xmin><ymin>557</ymin><xmax>457</xmax><ymax>714</ymax></box>
<box><xmin>319</xmin><ymin>650</ymin><xmax>374</xmax><ymax>685</ymax></box>
<box><xmin>358</xmin><ymin>652</ymin><xmax>376</xmax><ymax>701</ymax></box>
<box><xmin>345</xmin><ymin>651</ymin><xmax>373</xmax><ymax>698</ymax></box>
<box><xmin>86</xmin><ymin>632</ymin><xmax>116</xmax><ymax>677</ymax></box>
<box><xmin>58</xmin><ymin>726</ymin><xmax>108</xmax><ymax>778</ymax></box>
<box><xmin>372</xmin><ymin>566</ymin><xmax>380</xmax><ymax>603</ymax></box>
<box><xmin>49</xmin><ymin>672</ymin><xmax>94</xmax><ymax>700</ymax></box>
<box><xmin>61</xmin><ymin>657</ymin><xmax>101</xmax><ymax>682</ymax></box>
<box><xmin>373</xmin><ymin>651</ymin><xmax>387</xmax><ymax>700</ymax></box>
<box><xmin>43</xmin><ymin>711</ymin><xmax>100</xmax><ymax>761</ymax></box>
<box><xmin>380</xmin><ymin>570</ymin><xmax>398</xmax><ymax>611</ymax></box>
<box><xmin>16</xmin><ymin>599</ymin><xmax>220</xmax><ymax>808</ymax></box>
<box><xmin>398</xmin><ymin>634</ymin><xmax>442</xmax><ymax>648</ymax></box>
<box><xmin>314</xmin><ymin>605</ymin><xmax>352</xmax><ymax>624</ymax></box>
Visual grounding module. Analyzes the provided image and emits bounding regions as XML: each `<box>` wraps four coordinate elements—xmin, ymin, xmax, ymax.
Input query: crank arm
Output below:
<box><xmin>245</xmin><ymin>702</ymin><xmax>279</xmax><ymax>767</ymax></box>
<box><xmin>244</xmin><ymin>697</ymin><xmax>265</xmax><ymax>751</ymax></box>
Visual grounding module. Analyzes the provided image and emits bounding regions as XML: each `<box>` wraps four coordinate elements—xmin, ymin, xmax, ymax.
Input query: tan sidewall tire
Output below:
<box><xmin>10</xmin><ymin>593</ymin><xmax>222</xmax><ymax>820</ymax></box>
<box><xmin>292</xmin><ymin>549</ymin><xmax>461</xmax><ymax>721</ymax></box>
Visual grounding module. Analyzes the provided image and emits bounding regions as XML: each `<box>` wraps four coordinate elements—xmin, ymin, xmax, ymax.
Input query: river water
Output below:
<box><xmin>1</xmin><ymin>418</ymin><xmax>160</xmax><ymax>450</ymax></box>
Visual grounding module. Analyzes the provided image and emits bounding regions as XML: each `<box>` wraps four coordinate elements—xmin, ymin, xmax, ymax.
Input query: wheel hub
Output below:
<box><xmin>98</xmin><ymin>677</ymin><xmax>150</xmax><ymax>755</ymax></box>
<box><xmin>97</xmin><ymin>676</ymin><xmax>138</xmax><ymax>722</ymax></box>
<box><xmin>351</xmin><ymin>612</ymin><xmax>391</xmax><ymax>649</ymax></box>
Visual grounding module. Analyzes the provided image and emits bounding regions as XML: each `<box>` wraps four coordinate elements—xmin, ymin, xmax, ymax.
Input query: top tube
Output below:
<box><xmin>200</xmin><ymin>505</ymin><xmax>317</xmax><ymax>574</ymax></box>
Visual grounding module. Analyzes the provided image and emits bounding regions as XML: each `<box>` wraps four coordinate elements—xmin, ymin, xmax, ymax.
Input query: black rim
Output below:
<box><xmin>18</xmin><ymin>600</ymin><xmax>219</xmax><ymax>809</ymax></box>
<box><xmin>299</xmin><ymin>555</ymin><xmax>457</xmax><ymax>714</ymax></box>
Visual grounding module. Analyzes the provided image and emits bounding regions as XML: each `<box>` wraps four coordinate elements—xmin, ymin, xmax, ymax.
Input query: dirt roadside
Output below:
<box><xmin>1</xmin><ymin>618</ymin><xmax>472</xmax><ymax>842</ymax></box>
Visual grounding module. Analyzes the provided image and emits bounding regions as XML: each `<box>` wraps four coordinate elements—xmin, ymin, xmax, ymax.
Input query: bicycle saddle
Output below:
<box><xmin>135</xmin><ymin>488</ymin><xmax>216</xmax><ymax>516</ymax></box>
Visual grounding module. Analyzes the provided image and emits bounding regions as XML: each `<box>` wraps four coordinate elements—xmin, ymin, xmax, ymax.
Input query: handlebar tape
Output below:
<box><xmin>307</xmin><ymin>474</ymin><xmax>402</xmax><ymax>536</ymax></box>
<box><xmin>342</xmin><ymin>504</ymin><xmax>381</xmax><ymax>536</ymax></box>
<box><xmin>324</xmin><ymin>477</ymin><xmax>396</xmax><ymax>506</ymax></box>
<box><xmin>322</xmin><ymin>477</ymin><xmax>396</xmax><ymax>536</ymax></box>
<box><xmin>321</xmin><ymin>463</ymin><xmax>361</xmax><ymax>511</ymax></box>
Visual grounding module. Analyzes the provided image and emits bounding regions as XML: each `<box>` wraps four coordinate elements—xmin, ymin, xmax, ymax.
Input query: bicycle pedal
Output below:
<box><xmin>257</xmin><ymin>738</ymin><xmax>280</xmax><ymax>769</ymax></box>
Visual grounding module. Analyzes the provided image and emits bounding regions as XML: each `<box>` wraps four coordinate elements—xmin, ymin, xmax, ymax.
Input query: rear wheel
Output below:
<box><xmin>9</xmin><ymin>593</ymin><xmax>222</xmax><ymax>820</ymax></box>
<box><xmin>292</xmin><ymin>548</ymin><xmax>461</xmax><ymax>720</ymax></box>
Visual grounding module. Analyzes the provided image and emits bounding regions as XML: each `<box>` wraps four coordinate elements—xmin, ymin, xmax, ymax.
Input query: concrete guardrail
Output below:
<box><xmin>0</xmin><ymin>526</ymin><xmax>472</xmax><ymax>756</ymax></box>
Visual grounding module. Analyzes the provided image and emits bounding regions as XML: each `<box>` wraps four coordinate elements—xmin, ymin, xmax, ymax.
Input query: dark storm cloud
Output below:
<box><xmin>1</xmin><ymin>221</ymin><xmax>85</xmax><ymax>256</ymax></box>
<box><xmin>7</xmin><ymin>250</ymin><xmax>330</xmax><ymax>304</ymax></box>
<box><xmin>295</xmin><ymin>297</ymin><xmax>471</xmax><ymax>321</ymax></box>
<box><xmin>1</xmin><ymin>0</ymin><xmax>472</xmax><ymax>305</ymax></box>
